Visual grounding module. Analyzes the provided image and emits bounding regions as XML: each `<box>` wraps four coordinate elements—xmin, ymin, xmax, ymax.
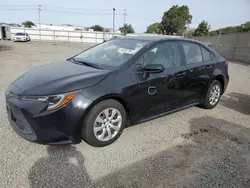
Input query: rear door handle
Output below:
<box><xmin>177</xmin><ymin>72</ymin><xmax>186</xmax><ymax>77</ymax></box>
<box><xmin>205</xmin><ymin>65</ymin><xmax>212</xmax><ymax>69</ymax></box>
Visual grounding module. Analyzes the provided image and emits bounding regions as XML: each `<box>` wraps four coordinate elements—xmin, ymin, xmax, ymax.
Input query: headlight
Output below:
<box><xmin>21</xmin><ymin>91</ymin><xmax>80</xmax><ymax>111</ymax></box>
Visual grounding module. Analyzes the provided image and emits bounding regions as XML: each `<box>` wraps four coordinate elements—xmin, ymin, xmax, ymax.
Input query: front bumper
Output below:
<box><xmin>5</xmin><ymin>91</ymin><xmax>92</xmax><ymax>145</ymax></box>
<box><xmin>13</xmin><ymin>38</ymin><xmax>27</xmax><ymax>41</ymax></box>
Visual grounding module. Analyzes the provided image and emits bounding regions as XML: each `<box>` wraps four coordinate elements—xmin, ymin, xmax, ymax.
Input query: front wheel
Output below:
<box><xmin>82</xmin><ymin>99</ymin><xmax>126</xmax><ymax>147</ymax></box>
<box><xmin>201</xmin><ymin>80</ymin><xmax>222</xmax><ymax>109</ymax></box>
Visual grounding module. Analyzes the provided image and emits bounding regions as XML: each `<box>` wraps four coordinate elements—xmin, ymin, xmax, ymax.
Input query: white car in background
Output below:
<box><xmin>13</xmin><ymin>32</ymin><xmax>31</xmax><ymax>42</ymax></box>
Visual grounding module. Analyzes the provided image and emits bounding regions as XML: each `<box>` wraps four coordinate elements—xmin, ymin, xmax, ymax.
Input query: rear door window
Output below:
<box><xmin>181</xmin><ymin>42</ymin><xmax>203</xmax><ymax>64</ymax></box>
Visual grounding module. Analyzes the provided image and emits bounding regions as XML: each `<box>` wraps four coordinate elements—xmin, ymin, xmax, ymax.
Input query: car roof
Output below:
<box><xmin>121</xmin><ymin>35</ymin><xmax>203</xmax><ymax>44</ymax></box>
<box><xmin>118</xmin><ymin>35</ymin><xmax>217</xmax><ymax>55</ymax></box>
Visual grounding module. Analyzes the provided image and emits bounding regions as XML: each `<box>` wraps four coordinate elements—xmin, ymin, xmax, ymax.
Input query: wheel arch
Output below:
<box><xmin>83</xmin><ymin>94</ymin><xmax>131</xmax><ymax>126</ymax></box>
<box><xmin>212</xmin><ymin>68</ymin><xmax>226</xmax><ymax>94</ymax></box>
<box><xmin>214</xmin><ymin>75</ymin><xmax>225</xmax><ymax>94</ymax></box>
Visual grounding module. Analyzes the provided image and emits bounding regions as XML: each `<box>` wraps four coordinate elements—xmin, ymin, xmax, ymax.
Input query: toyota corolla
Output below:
<box><xmin>5</xmin><ymin>36</ymin><xmax>229</xmax><ymax>147</ymax></box>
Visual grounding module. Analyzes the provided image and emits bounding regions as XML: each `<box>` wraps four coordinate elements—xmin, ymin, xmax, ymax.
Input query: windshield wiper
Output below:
<box><xmin>70</xmin><ymin>58</ymin><xmax>102</xmax><ymax>69</ymax></box>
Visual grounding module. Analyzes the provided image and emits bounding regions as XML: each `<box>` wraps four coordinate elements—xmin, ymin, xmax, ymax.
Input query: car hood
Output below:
<box><xmin>8</xmin><ymin>60</ymin><xmax>111</xmax><ymax>96</ymax></box>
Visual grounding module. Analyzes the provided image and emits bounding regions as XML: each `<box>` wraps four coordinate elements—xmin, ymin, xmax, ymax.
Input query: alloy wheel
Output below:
<box><xmin>93</xmin><ymin>108</ymin><xmax>122</xmax><ymax>142</ymax></box>
<box><xmin>209</xmin><ymin>84</ymin><xmax>221</xmax><ymax>106</ymax></box>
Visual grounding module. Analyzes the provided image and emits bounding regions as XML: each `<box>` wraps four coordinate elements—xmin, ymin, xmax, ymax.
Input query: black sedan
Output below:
<box><xmin>5</xmin><ymin>36</ymin><xmax>229</xmax><ymax>147</ymax></box>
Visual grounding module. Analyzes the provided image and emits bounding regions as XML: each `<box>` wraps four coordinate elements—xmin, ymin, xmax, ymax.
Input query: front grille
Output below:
<box><xmin>7</xmin><ymin>104</ymin><xmax>33</xmax><ymax>134</ymax></box>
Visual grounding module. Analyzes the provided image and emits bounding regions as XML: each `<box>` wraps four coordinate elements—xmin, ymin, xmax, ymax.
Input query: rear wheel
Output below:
<box><xmin>201</xmin><ymin>80</ymin><xmax>222</xmax><ymax>109</ymax></box>
<box><xmin>82</xmin><ymin>99</ymin><xmax>126</xmax><ymax>147</ymax></box>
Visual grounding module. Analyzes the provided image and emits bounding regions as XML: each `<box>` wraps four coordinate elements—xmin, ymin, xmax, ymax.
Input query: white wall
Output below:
<box><xmin>32</xmin><ymin>24</ymin><xmax>83</xmax><ymax>31</ymax></box>
<box><xmin>10</xmin><ymin>27</ymin><xmax>122</xmax><ymax>43</ymax></box>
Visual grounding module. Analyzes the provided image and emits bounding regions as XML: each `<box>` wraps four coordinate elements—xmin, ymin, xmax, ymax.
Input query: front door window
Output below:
<box><xmin>144</xmin><ymin>41</ymin><xmax>181</xmax><ymax>68</ymax></box>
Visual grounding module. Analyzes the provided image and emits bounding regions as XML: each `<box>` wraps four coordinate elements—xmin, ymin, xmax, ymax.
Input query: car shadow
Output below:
<box><xmin>28</xmin><ymin>146</ymin><xmax>95</xmax><ymax>188</ymax></box>
<box><xmin>220</xmin><ymin>92</ymin><xmax>250</xmax><ymax>115</ymax></box>
<box><xmin>28</xmin><ymin>116</ymin><xmax>250</xmax><ymax>188</ymax></box>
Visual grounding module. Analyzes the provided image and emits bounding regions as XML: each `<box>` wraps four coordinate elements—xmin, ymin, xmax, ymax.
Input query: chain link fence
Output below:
<box><xmin>194</xmin><ymin>32</ymin><xmax>250</xmax><ymax>64</ymax></box>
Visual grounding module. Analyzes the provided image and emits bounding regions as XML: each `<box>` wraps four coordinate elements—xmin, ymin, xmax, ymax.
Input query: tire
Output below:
<box><xmin>82</xmin><ymin>99</ymin><xmax>127</xmax><ymax>147</ymax></box>
<box><xmin>201</xmin><ymin>80</ymin><xmax>222</xmax><ymax>109</ymax></box>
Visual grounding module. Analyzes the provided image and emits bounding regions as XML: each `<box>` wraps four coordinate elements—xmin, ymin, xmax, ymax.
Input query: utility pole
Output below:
<box><xmin>123</xmin><ymin>9</ymin><xmax>127</xmax><ymax>26</ymax></box>
<box><xmin>113</xmin><ymin>8</ymin><xmax>115</xmax><ymax>33</ymax></box>
<box><xmin>38</xmin><ymin>4</ymin><xmax>41</xmax><ymax>41</ymax></box>
<box><xmin>122</xmin><ymin>9</ymin><xmax>127</xmax><ymax>36</ymax></box>
<box><xmin>216</xmin><ymin>28</ymin><xmax>223</xmax><ymax>50</ymax></box>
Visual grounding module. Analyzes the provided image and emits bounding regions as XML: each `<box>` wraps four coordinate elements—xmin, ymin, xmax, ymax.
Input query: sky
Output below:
<box><xmin>1</xmin><ymin>0</ymin><xmax>250</xmax><ymax>33</ymax></box>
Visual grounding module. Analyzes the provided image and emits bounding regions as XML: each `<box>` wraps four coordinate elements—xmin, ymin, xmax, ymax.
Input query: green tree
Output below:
<box><xmin>209</xmin><ymin>21</ymin><xmax>250</xmax><ymax>36</ymax></box>
<box><xmin>194</xmin><ymin>20</ymin><xmax>210</xmax><ymax>36</ymax></box>
<box><xmin>209</xmin><ymin>30</ymin><xmax>219</xmax><ymax>36</ymax></box>
<box><xmin>184</xmin><ymin>28</ymin><xmax>195</xmax><ymax>38</ymax></box>
<box><xmin>221</xmin><ymin>26</ymin><xmax>238</xmax><ymax>34</ymax></box>
<box><xmin>90</xmin><ymin>25</ymin><xmax>104</xmax><ymax>32</ymax></box>
<box><xmin>160</xmin><ymin>5</ymin><xmax>192</xmax><ymax>35</ymax></box>
<box><xmin>146</xmin><ymin>22</ymin><xmax>161</xmax><ymax>34</ymax></box>
<box><xmin>119</xmin><ymin>24</ymin><xmax>135</xmax><ymax>34</ymax></box>
<box><xmin>22</xmin><ymin>21</ymin><xmax>35</xmax><ymax>28</ymax></box>
<box><xmin>238</xmin><ymin>22</ymin><xmax>250</xmax><ymax>32</ymax></box>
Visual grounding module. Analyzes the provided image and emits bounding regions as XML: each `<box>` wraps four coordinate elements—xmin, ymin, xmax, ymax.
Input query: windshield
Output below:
<box><xmin>15</xmin><ymin>33</ymin><xmax>26</xmax><ymax>36</ymax></box>
<box><xmin>73</xmin><ymin>39</ymin><xmax>149</xmax><ymax>69</ymax></box>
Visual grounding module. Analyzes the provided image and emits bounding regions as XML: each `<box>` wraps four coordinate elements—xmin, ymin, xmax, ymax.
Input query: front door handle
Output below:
<box><xmin>205</xmin><ymin>65</ymin><xmax>212</xmax><ymax>69</ymax></box>
<box><xmin>177</xmin><ymin>72</ymin><xmax>186</xmax><ymax>77</ymax></box>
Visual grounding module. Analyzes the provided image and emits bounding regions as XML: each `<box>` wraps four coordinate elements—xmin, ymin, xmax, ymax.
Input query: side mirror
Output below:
<box><xmin>144</xmin><ymin>64</ymin><xmax>164</xmax><ymax>73</ymax></box>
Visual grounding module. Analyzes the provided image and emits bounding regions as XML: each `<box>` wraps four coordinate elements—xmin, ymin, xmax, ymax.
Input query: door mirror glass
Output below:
<box><xmin>144</xmin><ymin>64</ymin><xmax>164</xmax><ymax>73</ymax></box>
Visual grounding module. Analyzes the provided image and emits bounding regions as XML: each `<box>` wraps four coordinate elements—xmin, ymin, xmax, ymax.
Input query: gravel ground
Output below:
<box><xmin>0</xmin><ymin>41</ymin><xmax>250</xmax><ymax>188</ymax></box>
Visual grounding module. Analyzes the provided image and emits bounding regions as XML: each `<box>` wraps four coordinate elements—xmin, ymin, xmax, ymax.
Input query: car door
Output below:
<box><xmin>135</xmin><ymin>41</ymin><xmax>189</xmax><ymax>120</ymax></box>
<box><xmin>179</xmin><ymin>41</ymin><xmax>213</xmax><ymax>104</ymax></box>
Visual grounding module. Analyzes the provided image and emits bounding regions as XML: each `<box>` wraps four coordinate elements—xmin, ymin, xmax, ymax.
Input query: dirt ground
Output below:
<box><xmin>0</xmin><ymin>41</ymin><xmax>250</xmax><ymax>188</ymax></box>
